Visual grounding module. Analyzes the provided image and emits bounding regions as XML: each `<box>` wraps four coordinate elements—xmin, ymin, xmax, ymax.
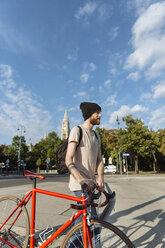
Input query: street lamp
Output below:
<box><xmin>17</xmin><ymin>125</ymin><xmax>26</xmax><ymax>174</ymax></box>
<box><xmin>116</xmin><ymin>116</ymin><xmax>122</xmax><ymax>175</ymax></box>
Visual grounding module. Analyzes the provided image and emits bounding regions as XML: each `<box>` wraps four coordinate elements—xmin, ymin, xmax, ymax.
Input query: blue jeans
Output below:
<box><xmin>74</xmin><ymin>190</ymin><xmax>98</xmax><ymax>224</ymax></box>
<box><xmin>69</xmin><ymin>190</ymin><xmax>101</xmax><ymax>248</ymax></box>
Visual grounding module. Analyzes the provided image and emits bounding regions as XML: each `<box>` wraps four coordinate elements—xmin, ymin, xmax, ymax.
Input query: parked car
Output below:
<box><xmin>104</xmin><ymin>165</ymin><xmax>116</xmax><ymax>174</ymax></box>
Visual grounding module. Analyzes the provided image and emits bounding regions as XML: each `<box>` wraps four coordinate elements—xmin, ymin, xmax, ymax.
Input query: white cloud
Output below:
<box><xmin>127</xmin><ymin>0</ymin><xmax>158</xmax><ymax>16</ymax></box>
<box><xmin>109</xmin><ymin>104</ymin><xmax>148</xmax><ymax>124</ymax></box>
<box><xmin>82</xmin><ymin>62</ymin><xmax>96</xmax><ymax>72</ymax></box>
<box><xmin>80</xmin><ymin>73</ymin><xmax>89</xmax><ymax>83</ymax></box>
<box><xmin>97</xmin><ymin>4</ymin><xmax>113</xmax><ymax>22</ymax></box>
<box><xmin>0</xmin><ymin>64</ymin><xmax>13</xmax><ymax>78</ymax></box>
<box><xmin>131</xmin><ymin>104</ymin><xmax>147</xmax><ymax>112</ymax></box>
<box><xmin>75</xmin><ymin>2</ymin><xmax>112</xmax><ymax>23</ymax></box>
<box><xmin>57</xmin><ymin>105</ymin><xmax>65</xmax><ymax>112</ymax></box>
<box><xmin>104</xmin><ymin>80</ymin><xmax>111</xmax><ymax>87</ymax></box>
<box><xmin>108</xmin><ymin>53</ymin><xmax>123</xmax><ymax>76</ymax></box>
<box><xmin>127</xmin><ymin>71</ymin><xmax>140</xmax><ymax>81</ymax></box>
<box><xmin>67</xmin><ymin>55</ymin><xmax>75</xmax><ymax>61</ymax></box>
<box><xmin>149</xmin><ymin>106</ymin><xmax>165</xmax><ymax>130</ymax></box>
<box><xmin>67</xmin><ymin>48</ymin><xmax>79</xmax><ymax>62</ymax></box>
<box><xmin>125</xmin><ymin>2</ymin><xmax>165</xmax><ymax>79</ymax></box>
<box><xmin>89</xmin><ymin>62</ymin><xmax>96</xmax><ymax>71</ymax></box>
<box><xmin>108</xmin><ymin>27</ymin><xmax>119</xmax><ymax>41</ymax></box>
<box><xmin>0</xmin><ymin>22</ymin><xmax>35</xmax><ymax>53</ymax></box>
<box><xmin>73</xmin><ymin>91</ymin><xmax>87</xmax><ymax>98</ymax></box>
<box><xmin>75</xmin><ymin>2</ymin><xmax>98</xmax><ymax>20</ymax></box>
<box><xmin>140</xmin><ymin>92</ymin><xmax>152</xmax><ymax>101</ymax></box>
<box><xmin>152</xmin><ymin>81</ymin><xmax>165</xmax><ymax>99</ymax></box>
<box><xmin>0</xmin><ymin>64</ymin><xmax>52</xmax><ymax>144</ymax></box>
<box><xmin>104</xmin><ymin>94</ymin><xmax>117</xmax><ymax>106</ymax></box>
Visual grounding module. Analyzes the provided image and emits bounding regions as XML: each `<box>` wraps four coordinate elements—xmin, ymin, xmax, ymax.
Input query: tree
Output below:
<box><xmin>157</xmin><ymin>129</ymin><xmax>165</xmax><ymax>171</ymax></box>
<box><xmin>158</xmin><ymin>129</ymin><xmax>165</xmax><ymax>155</ymax></box>
<box><xmin>119</xmin><ymin>115</ymin><xmax>158</xmax><ymax>173</ymax></box>
<box><xmin>147</xmin><ymin>130</ymin><xmax>160</xmax><ymax>171</ymax></box>
<box><xmin>3</xmin><ymin>145</ymin><xmax>18</xmax><ymax>169</ymax></box>
<box><xmin>11</xmin><ymin>135</ymin><xmax>28</xmax><ymax>163</ymax></box>
<box><xmin>45</xmin><ymin>132</ymin><xmax>61</xmax><ymax>168</ymax></box>
<box><xmin>0</xmin><ymin>145</ymin><xmax>8</xmax><ymax>163</ymax></box>
<box><xmin>96</xmin><ymin>127</ymin><xmax>118</xmax><ymax>166</ymax></box>
<box><xmin>36</xmin><ymin>158</ymin><xmax>42</xmax><ymax>173</ymax></box>
<box><xmin>31</xmin><ymin>131</ymin><xmax>61</xmax><ymax>171</ymax></box>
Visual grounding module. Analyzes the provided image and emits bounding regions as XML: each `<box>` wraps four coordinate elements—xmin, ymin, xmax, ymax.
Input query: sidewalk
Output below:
<box><xmin>0</xmin><ymin>174</ymin><xmax>25</xmax><ymax>179</ymax></box>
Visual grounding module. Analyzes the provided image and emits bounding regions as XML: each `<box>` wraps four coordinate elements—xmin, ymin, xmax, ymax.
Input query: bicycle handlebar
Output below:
<box><xmin>70</xmin><ymin>184</ymin><xmax>115</xmax><ymax>210</ymax></box>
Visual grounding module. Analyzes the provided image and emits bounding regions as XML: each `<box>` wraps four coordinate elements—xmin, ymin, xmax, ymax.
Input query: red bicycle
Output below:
<box><xmin>0</xmin><ymin>170</ymin><xmax>134</xmax><ymax>247</ymax></box>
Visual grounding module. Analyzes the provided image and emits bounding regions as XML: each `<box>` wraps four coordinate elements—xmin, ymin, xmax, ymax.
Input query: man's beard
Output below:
<box><xmin>90</xmin><ymin>118</ymin><xmax>100</xmax><ymax>125</ymax></box>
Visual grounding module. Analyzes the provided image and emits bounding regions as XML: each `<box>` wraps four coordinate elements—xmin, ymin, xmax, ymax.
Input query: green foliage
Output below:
<box><xmin>0</xmin><ymin>119</ymin><xmax>165</xmax><ymax>173</ymax></box>
<box><xmin>96</xmin><ymin>127</ymin><xmax>118</xmax><ymax>165</ymax></box>
<box><xmin>0</xmin><ymin>145</ymin><xmax>9</xmax><ymax>165</ymax></box>
<box><xmin>36</xmin><ymin>158</ymin><xmax>42</xmax><ymax>167</ymax></box>
<box><xmin>119</xmin><ymin>115</ymin><xmax>161</xmax><ymax>172</ymax></box>
<box><xmin>158</xmin><ymin>129</ymin><xmax>165</xmax><ymax>155</ymax></box>
<box><xmin>29</xmin><ymin>132</ymin><xmax>61</xmax><ymax>170</ymax></box>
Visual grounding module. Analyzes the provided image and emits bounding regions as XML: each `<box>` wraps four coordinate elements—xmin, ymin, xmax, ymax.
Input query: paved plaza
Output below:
<box><xmin>0</xmin><ymin>174</ymin><xmax>165</xmax><ymax>247</ymax></box>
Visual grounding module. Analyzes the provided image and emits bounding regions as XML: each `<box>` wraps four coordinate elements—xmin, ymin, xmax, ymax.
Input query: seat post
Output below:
<box><xmin>30</xmin><ymin>178</ymin><xmax>37</xmax><ymax>188</ymax></box>
<box><xmin>33</xmin><ymin>178</ymin><xmax>37</xmax><ymax>188</ymax></box>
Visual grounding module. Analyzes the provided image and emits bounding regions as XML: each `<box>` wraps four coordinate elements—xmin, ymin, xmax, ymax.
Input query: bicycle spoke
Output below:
<box><xmin>61</xmin><ymin>220</ymin><xmax>134</xmax><ymax>248</ymax></box>
<box><xmin>0</xmin><ymin>196</ymin><xmax>29</xmax><ymax>248</ymax></box>
<box><xmin>9</xmin><ymin>230</ymin><xmax>24</xmax><ymax>248</ymax></box>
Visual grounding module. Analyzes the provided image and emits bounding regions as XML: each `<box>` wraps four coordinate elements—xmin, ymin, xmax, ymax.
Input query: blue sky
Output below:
<box><xmin>0</xmin><ymin>0</ymin><xmax>165</xmax><ymax>145</ymax></box>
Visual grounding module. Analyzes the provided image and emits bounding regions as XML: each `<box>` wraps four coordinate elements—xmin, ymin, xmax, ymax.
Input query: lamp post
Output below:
<box><xmin>116</xmin><ymin>116</ymin><xmax>122</xmax><ymax>175</ymax></box>
<box><xmin>17</xmin><ymin>125</ymin><xmax>26</xmax><ymax>175</ymax></box>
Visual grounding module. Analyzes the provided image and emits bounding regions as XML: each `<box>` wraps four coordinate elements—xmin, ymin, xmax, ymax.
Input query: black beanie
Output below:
<box><xmin>80</xmin><ymin>102</ymin><xmax>101</xmax><ymax>120</ymax></box>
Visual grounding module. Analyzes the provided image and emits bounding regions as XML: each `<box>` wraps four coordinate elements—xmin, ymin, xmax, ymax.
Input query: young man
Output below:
<box><xmin>65</xmin><ymin>102</ymin><xmax>104</xmax><ymax>196</ymax></box>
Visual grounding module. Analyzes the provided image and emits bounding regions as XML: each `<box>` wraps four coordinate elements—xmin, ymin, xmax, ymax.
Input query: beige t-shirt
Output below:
<box><xmin>68</xmin><ymin>126</ymin><xmax>101</xmax><ymax>191</ymax></box>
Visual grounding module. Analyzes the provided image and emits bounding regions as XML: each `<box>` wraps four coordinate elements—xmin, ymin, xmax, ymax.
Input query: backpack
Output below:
<box><xmin>55</xmin><ymin>126</ymin><xmax>98</xmax><ymax>174</ymax></box>
<box><xmin>55</xmin><ymin>126</ymin><xmax>82</xmax><ymax>174</ymax></box>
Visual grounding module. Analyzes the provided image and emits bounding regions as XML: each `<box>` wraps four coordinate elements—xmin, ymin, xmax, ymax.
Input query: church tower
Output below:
<box><xmin>61</xmin><ymin>110</ymin><xmax>70</xmax><ymax>140</ymax></box>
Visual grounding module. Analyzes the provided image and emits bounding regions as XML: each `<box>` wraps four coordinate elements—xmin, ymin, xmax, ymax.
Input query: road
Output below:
<box><xmin>0</xmin><ymin>174</ymin><xmax>165</xmax><ymax>247</ymax></box>
<box><xmin>0</xmin><ymin>175</ymin><xmax>69</xmax><ymax>188</ymax></box>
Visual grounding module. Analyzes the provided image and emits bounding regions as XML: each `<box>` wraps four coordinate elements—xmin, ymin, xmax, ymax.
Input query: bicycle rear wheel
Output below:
<box><xmin>0</xmin><ymin>196</ymin><xmax>30</xmax><ymax>248</ymax></box>
<box><xmin>61</xmin><ymin>219</ymin><xmax>134</xmax><ymax>248</ymax></box>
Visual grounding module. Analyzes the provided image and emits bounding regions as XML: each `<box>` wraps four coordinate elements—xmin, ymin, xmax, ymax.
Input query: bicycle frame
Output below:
<box><xmin>0</xmin><ymin>181</ymin><xmax>92</xmax><ymax>248</ymax></box>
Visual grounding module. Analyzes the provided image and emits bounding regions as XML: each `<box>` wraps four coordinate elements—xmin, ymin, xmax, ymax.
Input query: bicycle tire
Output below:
<box><xmin>61</xmin><ymin>219</ymin><xmax>134</xmax><ymax>248</ymax></box>
<box><xmin>0</xmin><ymin>196</ymin><xmax>30</xmax><ymax>248</ymax></box>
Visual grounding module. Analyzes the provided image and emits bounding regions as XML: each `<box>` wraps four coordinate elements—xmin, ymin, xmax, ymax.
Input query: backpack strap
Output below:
<box><xmin>93</xmin><ymin>130</ymin><xmax>98</xmax><ymax>140</ymax></box>
<box><xmin>76</xmin><ymin>127</ymin><xmax>98</xmax><ymax>149</ymax></box>
<box><xmin>76</xmin><ymin>126</ymin><xmax>82</xmax><ymax>149</ymax></box>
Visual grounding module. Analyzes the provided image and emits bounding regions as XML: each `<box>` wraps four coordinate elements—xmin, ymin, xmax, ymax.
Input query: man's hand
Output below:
<box><xmin>79</xmin><ymin>179</ymin><xmax>95</xmax><ymax>189</ymax></box>
<box><xmin>96</xmin><ymin>177</ymin><xmax>104</xmax><ymax>192</ymax></box>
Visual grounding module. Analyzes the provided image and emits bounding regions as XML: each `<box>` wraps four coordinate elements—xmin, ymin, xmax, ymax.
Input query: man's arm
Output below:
<box><xmin>96</xmin><ymin>148</ymin><xmax>104</xmax><ymax>191</ymax></box>
<box><xmin>65</xmin><ymin>141</ymin><xmax>84</xmax><ymax>182</ymax></box>
<box><xmin>65</xmin><ymin>142</ymin><xmax>95</xmax><ymax>187</ymax></box>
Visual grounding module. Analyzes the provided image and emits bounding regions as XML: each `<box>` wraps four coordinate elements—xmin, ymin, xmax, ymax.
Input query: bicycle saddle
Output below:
<box><xmin>24</xmin><ymin>170</ymin><xmax>45</xmax><ymax>180</ymax></box>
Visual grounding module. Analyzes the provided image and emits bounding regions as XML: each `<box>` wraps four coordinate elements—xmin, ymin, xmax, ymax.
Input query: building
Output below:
<box><xmin>61</xmin><ymin>110</ymin><xmax>70</xmax><ymax>140</ymax></box>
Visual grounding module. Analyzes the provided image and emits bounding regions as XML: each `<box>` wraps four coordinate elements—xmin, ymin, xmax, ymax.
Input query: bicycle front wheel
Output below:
<box><xmin>61</xmin><ymin>219</ymin><xmax>134</xmax><ymax>248</ymax></box>
<box><xmin>0</xmin><ymin>196</ymin><xmax>30</xmax><ymax>248</ymax></box>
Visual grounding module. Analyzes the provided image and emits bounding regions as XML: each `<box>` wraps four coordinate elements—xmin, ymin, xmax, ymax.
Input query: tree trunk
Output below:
<box><xmin>135</xmin><ymin>154</ymin><xmax>139</xmax><ymax>174</ymax></box>
<box><xmin>116</xmin><ymin>151</ymin><xmax>119</xmax><ymax>173</ymax></box>
<box><xmin>152</xmin><ymin>150</ymin><xmax>157</xmax><ymax>172</ymax></box>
